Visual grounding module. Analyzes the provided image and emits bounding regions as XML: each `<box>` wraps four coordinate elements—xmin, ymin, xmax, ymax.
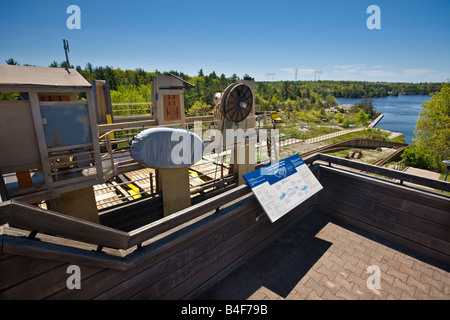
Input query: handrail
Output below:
<box><xmin>313</xmin><ymin>153</ymin><xmax>450</xmax><ymax>193</ymax></box>
<box><xmin>111</xmin><ymin>102</ymin><xmax>152</xmax><ymax>106</ymax></box>
<box><xmin>128</xmin><ymin>184</ymin><xmax>251</xmax><ymax>247</ymax></box>
<box><xmin>0</xmin><ymin>154</ymin><xmax>319</xmax><ymax>252</ymax></box>
<box><xmin>300</xmin><ymin>138</ymin><xmax>408</xmax><ymax>158</ymax></box>
<box><xmin>4</xmin><ymin>200</ymin><xmax>130</xmax><ymax>250</ymax></box>
<box><xmin>1</xmin><ymin>153</ymin><xmax>447</xmax><ymax>254</ymax></box>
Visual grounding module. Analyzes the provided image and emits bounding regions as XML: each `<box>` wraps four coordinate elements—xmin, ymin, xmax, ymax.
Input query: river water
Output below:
<box><xmin>336</xmin><ymin>95</ymin><xmax>431</xmax><ymax>145</ymax></box>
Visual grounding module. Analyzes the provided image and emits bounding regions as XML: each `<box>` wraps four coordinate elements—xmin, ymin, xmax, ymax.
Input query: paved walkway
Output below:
<box><xmin>198</xmin><ymin>211</ymin><xmax>450</xmax><ymax>300</ymax></box>
<box><xmin>305</xmin><ymin>127</ymin><xmax>364</xmax><ymax>144</ymax></box>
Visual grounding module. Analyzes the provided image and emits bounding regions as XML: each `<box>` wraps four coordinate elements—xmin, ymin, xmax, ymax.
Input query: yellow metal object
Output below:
<box><xmin>127</xmin><ymin>183</ymin><xmax>141</xmax><ymax>199</ymax></box>
<box><xmin>106</xmin><ymin>114</ymin><xmax>115</xmax><ymax>139</ymax></box>
<box><xmin>271</xmin><ymin>111</ymin><xmax>282</xmax><ymax>121</ymax></box>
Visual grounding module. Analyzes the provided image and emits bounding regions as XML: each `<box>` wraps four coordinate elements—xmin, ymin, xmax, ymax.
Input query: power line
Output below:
<box><xmin>313</xmin><ymin>70</ymin><xmax>322</xmax><ymax>81</ymax></box>
<box><xmin>265</xmin><ymin>73</ymin><xmax>276</xmax><ymax>81</ymax></box>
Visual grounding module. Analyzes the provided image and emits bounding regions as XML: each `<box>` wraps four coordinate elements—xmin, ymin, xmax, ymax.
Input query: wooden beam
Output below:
<box><xmin>28</xmin><ymin>90</ymin><xmax>53</xmax><ymax>191</ymax></box>
<box><xmin>86</xmin><ymin>88</ymin><xmax>104</xmax><ymax>184</ymax></box>
<box><xmin>128</xmin><ymin>184</ymin><xmax>251</xmax><ymax>247</ymax></box>
<box><xmin>8</xmin><ymin>201</ymin><xmax>129</xmax><ymax>250</ymax></box>
<box><xmin>2</xmin><ymin>235</ymin><xmax>127</xmax><ymax>271</ymax></box>
<box><xmin>317</xmin><ymin>154</ymin><xmax>450</xmax><ymax>192</ymax></box>
<box><xmin>0</xmin><ymin>201</ymin><xmax>11</xmax><ymax>225</ymax></box>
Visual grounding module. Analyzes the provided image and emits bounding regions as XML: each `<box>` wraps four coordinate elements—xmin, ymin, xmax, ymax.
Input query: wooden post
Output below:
<box><xmin>93</xmin><ymin>80</ymin><xmax>113</xmax><ymax>124</ymax></box>
<box><xmin>28</xmin><ymin>90</ymin><xmax>54</xmax><ymax>191</ymax></box>
<box><xmin>233</xmin><ymin>143</ymin><xmax>255</xmax><ymax>186</ymax></box>
<box><xmin>47</xmin><ymin>187</ymin><xmax>99</xmax><ymax>223</ymax></box>
<box><xmin>159</xmin><ymin>168</ymin><xmax>191</xmax><ymax>217</ymax></box>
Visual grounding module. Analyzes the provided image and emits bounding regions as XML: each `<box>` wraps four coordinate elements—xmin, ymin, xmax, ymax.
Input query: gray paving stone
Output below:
<box><xmin>197</xmin><ymin>211</ymin><xmax>450</xmax><ymax>300</ymax></box>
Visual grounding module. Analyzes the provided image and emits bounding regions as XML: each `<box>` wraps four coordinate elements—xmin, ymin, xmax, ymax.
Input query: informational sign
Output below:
<box><xmin>243</xmin><ymin>154</ymin><xmax>322</xmax><ymax>223</ymax></box>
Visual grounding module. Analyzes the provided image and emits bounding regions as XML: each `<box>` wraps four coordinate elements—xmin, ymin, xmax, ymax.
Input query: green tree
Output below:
<box><xmin>186</xmin><ymin>101</ymin><xmax>212</xmax><ymax>117</ymax></box>
<box><xmin>85</xmin><ymin>63</ymin><xmax>94</xmax><ymax>73</ymax></box>
<box><xmin>5</xmin><ymin>58</ymin><xmax>19</xmax><ymax>65</ymax></box>
<box><xmin>413</xmin><ymin>83</ymin><xmax>450</xmax><ymax>171</ymax></box>
<box><xmin>356</xmin><ymin>109</ymin><xmax>369</xmax><ymax>125</ymax></box>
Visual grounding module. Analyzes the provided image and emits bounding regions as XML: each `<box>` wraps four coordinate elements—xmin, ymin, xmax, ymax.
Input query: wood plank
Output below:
<box><xmin>401</xmin><ymin>200</ymin><xmax>450</xmax><ymax>228</ymax></box>
<box><xmin>28</xmin><ymin>90</ymin><xmax>53</xmax><ymax>190</ymax></box>
<box><xmin>85</xmin><ymin>88</ymin><xmax>104</xmax><ymax>185</ymax></box>
<box><xmin>317</xmin><ymin>205</ymin><xmax>450</xmax><ymax>266</ymax></box>
<box><xmin>52</xmin><ymin>195</ymin><xmax>261</xmax><ymax>299</ymax></box>
<box><xmin>128</xmin><ymin>184</ymin><xmax>251</xmax><ymax>247</ymax></box>
<box><xmin>319</xmin><ymin>172</ymin><xmax>449</xmax><ymax>228</ymax></box>
<box><xmin>0</xmin><ymin>247</ymin><xmax>104</xmax><ymax>299</ymax></box>
<box><xmin>130</xmin><ymin>199</ymin><xmax>313</xmax><ymax>299</ymax></box>
<box><xmin>319</xmin><ymin>186</ymin><xmax>450</xmax><ymax>243</ymax></box>
<box><xmin>96</xmin><ymin>202</ymin><xmax>264</xmax><ymax>299</ymax></box>
<box><xmin>319</xmin><ymin>167</ymin><xmax>450</xmax><ymax>223</ymax></box>
<box><xmin>95</xmin><ymin>191</ymin><xmax>118</xmax><ymax>202</ymax></box>
<box><xmin>0</xmin><ymin>201</ymin><xmax>11</xmax><ymax>225</ymax></box>
<box><xmin>0</xmin><ymin>254</ymin><xmax>64</xmax><ymax>292</ymax></box>
<box><xmin>126</xmin><ymin>199</ymin><xmax>308</xmax><ymax>299</ymax></box>
<box><xmin>319</xmin><ymin>166</ymin><xmax>450</xmax><ymax>213</ymax></box>
<box><xmin>159</xmin><ymin>202</ymin><xmax>316</xmax><ymax>300</ymax></box>
<box><xmin>183</xmin><ymin>205</ymin><xmax>316</xmax><ymax>300</ymax></box>
<box><xmin>317</xmin><ymin>193</ymin><xmax>450</xmax><ymax>256</ymax></box>
<box><xmin>2</xmin><ymin>235</ymin><xmax>126</xmax><ymax>272</ymax></box>
<box><xmin>317</xmin><ymin>154</ymin><xmax>450</xmax><ymax>192</ymax></box>
<box><xmin>319</xmin><ymin>171</ymin><xmax>404</xmax><ymax>210</ymax></box>
<box><xmin>8</xmin><ymin>201</ymin><xmax>130</xmax><ymax>250</ymax></box>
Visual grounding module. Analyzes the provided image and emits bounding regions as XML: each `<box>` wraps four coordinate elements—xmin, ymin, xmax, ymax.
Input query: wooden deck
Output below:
<box><xmin>94</xmin><ymin>158</ymin><xmax>230</xmax><ymax>211</ymax></box>
<box><xmin>0</xmin><ymin>154</ymin><xmax>449</xmax><ymax>300</ymax></box>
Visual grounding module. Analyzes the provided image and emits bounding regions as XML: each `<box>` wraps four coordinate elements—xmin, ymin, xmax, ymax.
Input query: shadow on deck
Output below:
<box><xmin>198</xmin><ymin>210</ymin><xmax>450</xmax><ymax>300</ymax></box>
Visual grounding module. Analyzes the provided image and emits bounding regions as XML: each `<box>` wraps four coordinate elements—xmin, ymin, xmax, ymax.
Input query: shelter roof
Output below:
<box><xmin>0</xmin><ymin>65</ymin><xmax>91</xmax><ymax>88</ymax></box>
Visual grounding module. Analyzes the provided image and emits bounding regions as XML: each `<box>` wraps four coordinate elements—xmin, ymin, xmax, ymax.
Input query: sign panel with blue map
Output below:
<box><xmin>243</xmin><ymin>154</ymin><xmax>323</xmax><ymax>223</ymax></box>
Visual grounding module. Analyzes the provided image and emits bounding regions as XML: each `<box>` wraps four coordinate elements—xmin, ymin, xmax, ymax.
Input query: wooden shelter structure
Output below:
<box><xmin>0</xmin><ymin>65</ymin><xmax>103</xmax><ymax>222</ymax></box>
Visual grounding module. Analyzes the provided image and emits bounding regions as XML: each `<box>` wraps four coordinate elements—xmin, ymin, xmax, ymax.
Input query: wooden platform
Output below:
<box><xmin>94</xmin><ymin>158</ymin><xmax>229</xmax><ymax>211</ymax></box>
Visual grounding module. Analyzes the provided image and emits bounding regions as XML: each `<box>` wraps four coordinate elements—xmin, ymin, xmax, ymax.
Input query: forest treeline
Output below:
<box><xmin>73</xmin><ymin>63</ymin><xmax>442</xmax><ymax>114</ymax></box>
<box><xmin>3</xmin><ymin>59</ymin><xmax>444</xmax><ymax>113</ymax></box>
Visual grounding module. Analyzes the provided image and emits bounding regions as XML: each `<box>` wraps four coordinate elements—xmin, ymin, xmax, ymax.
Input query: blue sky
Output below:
<box><xmin>1</xmin><ymin>0</ymin><xmax>449</xmax><ymax>82</ymax></box>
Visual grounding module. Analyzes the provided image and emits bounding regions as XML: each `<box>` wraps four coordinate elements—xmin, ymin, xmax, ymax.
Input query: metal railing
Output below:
<box><xmin>111</xmin><ymin>102</ymin><xmax>152</xmax><ymax>117</ymax></box>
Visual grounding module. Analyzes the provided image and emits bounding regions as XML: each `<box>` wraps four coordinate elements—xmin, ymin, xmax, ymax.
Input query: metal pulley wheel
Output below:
<box><xmin>220</xmin><ymin>83</ymin><xmax>253</xmax><ymax>122</ymax></box>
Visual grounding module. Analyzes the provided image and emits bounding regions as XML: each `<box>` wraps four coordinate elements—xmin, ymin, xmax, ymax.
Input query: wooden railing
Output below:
<box><xmin>0</xmin><ymin>184</ymin><xmax>251</xmax><ymax>251</ymax></box>
<box><xmin>1</xmin><ymin>153</ymin><xmax>448</xmax><ymax>270</ymax></box>
<box><xmin>314</xmin><ymin>153</ymin><xmax>450</xmax><ymax>193</ymax></box>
